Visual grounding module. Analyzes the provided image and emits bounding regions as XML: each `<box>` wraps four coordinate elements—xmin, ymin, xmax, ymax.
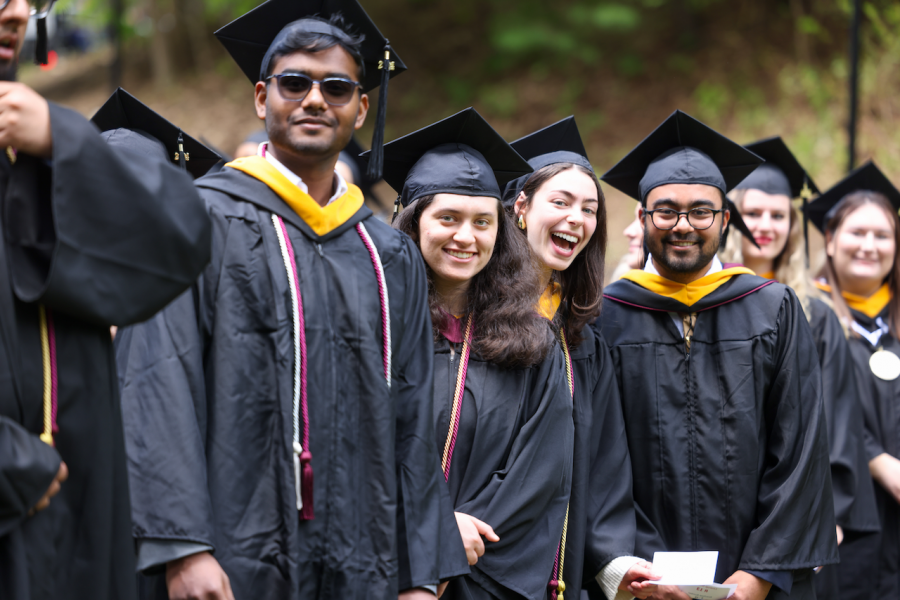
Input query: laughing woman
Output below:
<box><xmin>506</xmin><ymin>118</ymin><xmax>656</xmax><ymax>600</ymax></box>
<box><xmin>806</xmin><ymin>162</ymin><xmax>900</xmax><ymax>600</ymax></box>
<box><xmin>385</xmin><ymin>108</ymin><xmax>575</xmax><ymax>600</ymax></box>
<box><xmin>719</xmin><ymin>139</ymin><xmax>879</xmax><ymax>600</ymax></box>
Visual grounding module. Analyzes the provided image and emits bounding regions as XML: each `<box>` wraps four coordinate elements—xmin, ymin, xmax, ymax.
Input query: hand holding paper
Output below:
<box><xmin>648</xmin><ymin>552</ymin><xmax>737</xmax><ymax>600</ymax></box>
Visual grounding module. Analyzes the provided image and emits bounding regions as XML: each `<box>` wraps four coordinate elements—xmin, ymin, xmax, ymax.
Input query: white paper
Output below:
<box><xmin>651</xmin><ymin>552</ymin><xmax>737</xmax><ymax>599</ymax></box>
<box><xmin>676</xmin><ymin>584</ymin><xmax>737</xmax><ymax>600</ymax></box>
<box><xmin>652</xmin><ymin>551</ymin><xmax>718</xmax><ymax>585</ymax></box>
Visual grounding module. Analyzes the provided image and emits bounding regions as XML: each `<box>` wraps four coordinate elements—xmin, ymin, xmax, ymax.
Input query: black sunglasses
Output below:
<box><xmin>266</xmin><ymin>73</ymin><xmax>362</xmax><ymax>106</ymax></box>
<box><xmin>0</xmin><ymin>0</ymin><xmax>56</xmax><ymax>18</ymax></box>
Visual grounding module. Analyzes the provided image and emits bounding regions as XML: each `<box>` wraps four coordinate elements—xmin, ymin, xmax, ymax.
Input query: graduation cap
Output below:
<box><xmin>502</xmin><ymin>116</ymin><xmax>593</xmax><ymax>205</ymax></box>
<box><xmin>361</xmin><ymin>107</ymin><xmax>532</xmax><ymax>220</ymax></box>
<box><xmin>338</xmin><ymin>136</ymin><xmax>380</xmax><ymax>197</ymax></box>
<box><xmin>214</xmin><ymin>0</ymin><xmax>407</xmax><ymax>180</ymax></box>
<box><xmin>600</xmin><ymin>110</ymin><xmax>764</xmax><ymax>246</ymax></box>
<box><xmin>91</xmin><ymin>88</ymin><xmax>221</xmax><ymax>179</ymax></box>
<box><xmin>805</xmin><ymin>161</ymin><xmax>900</xmax><ymax>233</ymax></box>
<box><xmin>737</xmin><ymin>136</ymin><xmax>820</xmax><ymax>263</ymax></box>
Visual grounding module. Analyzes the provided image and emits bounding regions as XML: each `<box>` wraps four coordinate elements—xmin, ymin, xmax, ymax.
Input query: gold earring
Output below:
<box><xmin>517</xmin><ymin>215</ymin><xmax>526</xmax><ymax>230</ymax></box>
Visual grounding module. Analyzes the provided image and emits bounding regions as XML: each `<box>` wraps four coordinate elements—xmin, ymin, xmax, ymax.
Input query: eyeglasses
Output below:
<box><xmin>0</xmin><ymin>0</ymin><xmax>57</xmax><ymax>18</ymax></box>
<box><xmin>644</xmin><ymin>207</ymin><xmax>724</xmax><ymax>230</ymax></box>
<box><xmin>266</xmin><ymin>73</ymin><xmax>362</xmax><ymax>106</ymax></box>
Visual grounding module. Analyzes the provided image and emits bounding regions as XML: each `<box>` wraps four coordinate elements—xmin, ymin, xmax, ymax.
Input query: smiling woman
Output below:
<box><xmin>384</xmin><ymin>107</ymin><xmax>575</xmax><ymax>600</ymax></box>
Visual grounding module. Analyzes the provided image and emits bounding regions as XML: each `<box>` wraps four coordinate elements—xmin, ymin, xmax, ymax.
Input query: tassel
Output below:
<box><xmin>34</xmin><ymin>17</ymin><xmax>48</xmax><ymax>66</ymax></box>
<box><xmin>390</xmin><ymin>195</ymin><xmax>402</xmax><ymax>224</ymax></box>
<box><xmin>366</xmin><ymin>41</ymin><xmax>393</xmax><ymax>181</ymax></box>
<box><xmin>800</xmin><ymin>178</ymin><xmax>812</xmax><ymax>269</ymax></box>
<box><xmin>299</xmin><ymin>450</ymin><xmax>314</xmax><ymax>520</ymax></box>
<box><xmin>176</xmin><ymin>131</ymin><xmax>187</xmax><ymax>170</ymax></box>
<box><xmin>293</xmin><ymin>441</ymin><xmax>303</xmax><ymax>511</ymax></box>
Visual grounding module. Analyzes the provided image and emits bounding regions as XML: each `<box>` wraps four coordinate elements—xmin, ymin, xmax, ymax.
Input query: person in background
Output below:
<box><xmin>610</xmin><ymin>203</ymin><xmax>644</xmax><ymax>280</ymax></box>
<box><xmin>389</xmin><ymin>107</ymin><xmax>574</xmax><ymax>600</ymax></box>
<box><xmin>806</xmin><ymin>162</ymin><xmax>900</xmax><ymax>600</ymax></box>
<box><xmin>507</xmin><ymin>116</ymin><xmax>658</xmax><ymax>600</ymax></box>
<box><xmin>233</xmin><ymin>129</ymin><xmax>268</xmax><ymax>159</ymax></box>
<box><xmin>720</xmin><ymin>137</ymin><xmax>879</xmax><ymax>600</ymax></box>
<box><xmin>0</xmin><ymin>1</ymin><xmax>212</xmax><ymax>599</ymax></box>
<box><xmin>597</xmin><ymin>111</ymin><xmax>838</xmax><ymax>600</ymax></box>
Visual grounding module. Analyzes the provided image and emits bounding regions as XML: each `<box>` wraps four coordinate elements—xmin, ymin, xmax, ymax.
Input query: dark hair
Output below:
<box><xmin>819</xmin><ymin>191</ymin><xmax>900</xmax><ymax>341</ymax></box>
<box><xmin>395</xmin><ymin>194</ymin><xmax>556</xmax><ymax>368</ymax></box>
<box><xmin>511</xmin><ymin>163</ymin><xmax>607</xmax><ymax>347</ymax></box>
<box><xmin>265</xmin><ymin>14</ymin><xmax>366</xmax><ymax>81</ymax></box>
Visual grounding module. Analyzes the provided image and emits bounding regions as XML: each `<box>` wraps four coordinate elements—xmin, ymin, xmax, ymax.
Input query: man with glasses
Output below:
<box><xmin>115</xmin><ymin>1</ymin><xmax>466</xmax><ymax>599</ymax></box>
<box><xmin>594</xmin><ymin>111</ymin><xmax>838</xmax><ymax>600</ymax></box>
<box><xmin>0</xmin><ymin>1</ymin><xmax>212</xmax><ymax>600</ymax></box>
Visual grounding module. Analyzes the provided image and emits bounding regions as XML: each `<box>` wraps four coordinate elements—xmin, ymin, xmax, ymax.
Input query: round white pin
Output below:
<box><xmin>870</xmin><ymin>349</ymin><xmax>900</xmax><ymax>381</ymax></box>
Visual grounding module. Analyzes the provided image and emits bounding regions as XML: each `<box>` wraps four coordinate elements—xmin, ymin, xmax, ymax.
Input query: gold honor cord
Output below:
<box><xmin>552</xmin><ymin>330</ymin><xmax>575</xmax><ymax>600</ymax></box>
<box><xmin>38</xmin><ymin>306</ymin><xmax>53</xmax><ymax>446</ymax></box>
<box><xmin>441</xmin><ymin>313</ymin><xmax>475</xmax><ymax>477</ymax></box>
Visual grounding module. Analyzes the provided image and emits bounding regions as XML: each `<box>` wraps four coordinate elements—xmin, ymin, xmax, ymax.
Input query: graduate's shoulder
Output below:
<box><xmin>359</xmin><ymin>215</ymin><xmax>422</xmax><ymax>267</ymax></box>
<box><xmin>193</xmin><ymin>166</ymin><xmax>266</xmax><ymax>220</ymax></box>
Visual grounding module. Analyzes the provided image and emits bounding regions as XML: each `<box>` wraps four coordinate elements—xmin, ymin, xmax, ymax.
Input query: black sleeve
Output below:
<box><xmin>393</xmin><ymin>235</ymin><xmax>454</xmax><ymax>590</ymax></box>
<box><xmin>738</xmin><ymin>289</ymin><xmax>838</xmax><ymax>570</ymax></box>
<box><xmin>583</xmin><ymin>333</ymin><xmax>637</xmax><ymax>577</ymax></box>
<box><xmin>810</xmin><ymin>300</ymin><xmax>878</xmax><ymax>533</ymax></box>
<box><xmin>0</xmin><ymin>416</ymin><xmax>61</xmax><ymax>537</ymax></box>
<box><xmin>4</xmin><ymin>103</ymin><xmax>210</xmax><ymax>327</ymax></box>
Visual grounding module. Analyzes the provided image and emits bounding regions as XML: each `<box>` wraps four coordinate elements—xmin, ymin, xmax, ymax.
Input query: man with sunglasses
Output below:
<box><xmin>0</xmin><ymin>1</ymin><xmax>212</xmax><ymax>600</ymax></box>
<box><xmin>593</xmin><ymin>111</ymin><xmax>838</xmax><ymax>600</ymax></box>
<box><xmin>115</xmin><ymin>2</ymin><xmax>467</xmax><ymax>600</ymax></box>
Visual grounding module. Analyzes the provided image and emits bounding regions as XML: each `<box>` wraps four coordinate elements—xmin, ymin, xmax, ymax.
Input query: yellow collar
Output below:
<box><xmin>537</xmin><ymin>283</ymin><xmax>562</xmax><ymax>320</ymax></box>
<box><xmin>814</xmin><ymin>281</ymin><xmax>892</xmax><ymax>318</ymax></box>
<box><xmin>621</xmin><ymin>266</ymin><xmax>756</xmax><ymax>307</ymax></box>
<box><xmin>226</xmin><ymin>155</ymin><xmax>363</xmax><ymax>236</ymax></box>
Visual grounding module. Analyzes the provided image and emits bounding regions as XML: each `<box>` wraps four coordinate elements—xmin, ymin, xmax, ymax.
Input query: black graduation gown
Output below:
<box><xmin>805</xmin><ymin>297</ymin><xmax>878</xmax><ymax>600</ymax></box>
<box><xmin>596</xmin><ymin>275</ymin><xmax>838</xmax><ymax>599</ymax></box>
<box><xmin>0</xmin><ymin>104</ymin><xmax>211</xmax><ymax>600</ymax></box>
<box><xmin>835</xmin><ymin>305</ymin><xmax>900</xmax><ymax>599</ymax></box>
<box><xmin>116</xmin><ymin>165</ymin><xmax>461</xmax><ymax>600</ymax></box>
<box><xmin>563</xmin><ymin>324</ymin><xmax>637</xmax><ymax>600</ymax></box>
<box><xmin>435</xmin><ymin>333</ymin><xmax>573</xmax><ymax>600</ymax></box>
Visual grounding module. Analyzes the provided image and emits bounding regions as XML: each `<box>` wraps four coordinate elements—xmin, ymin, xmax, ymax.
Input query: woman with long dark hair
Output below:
<box><xmin>806</xmin><ymin>161</ymin><xmax>900</xmax><ymax>599</ymax></box>
<box><xmin>720</xmin><ymin>139</ymin><xmax>879</xmax><ymax>600</ymax></box>
<box><xmin>506</xmin><ymin>117</ymin><xmax>656</xmax><ymax>600</ymax></box>
<box><xmin>385</xmin><ymin>108</ymin><xmax>575</xmax><ymax>600</ymax></box>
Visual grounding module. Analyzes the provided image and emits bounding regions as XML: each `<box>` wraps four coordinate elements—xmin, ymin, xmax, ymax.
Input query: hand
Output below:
<box><xmin>643</xmin><ymin>585</ymin><xmax>692</xmax><ymax>600</ymax></box>
<box><xmin>29</xmin><ymin>461</ymin><xmax>67</xmax><ymax>515</ymax></box>
<box><xmin>437</xmin><ymin>582</ymin><xmax>448</xmax><ymax>598</ymax></box>
<box><xmin>166</xmin><ymin>552</ymin><xmax>235</xmax><ymax>600</ymax></box>
<box><xmin>836</xmin><ymin>524</ymin><xmax>844</xmax><ymax>546</ymax></box>
<box><xmin>454</xmin><ymin>511</ymin><xmax>499</xmax><ymax>565</ymax></box>
<box><xmin>870</xmin><ymin>453</ymin><xmax>900</xmax><ymax>504</ymax></box>
<box><xmin>0</xmin><ymin>83</ymin><xmax>52</xmax><ymax>158</ymax></box>
<box><xmin>722</xmin><ymin>570</ymin><xmax>771</xmax><ymax>600</ymax></box>
<box><xmin>621</xmin><ymin>560</ymin><xmax>661</xmax><ymax>599</ymax></box>
<box><xmin>398</xmin><ymin>589</ymin><xmax>437</xmax><ymax>600</ymax></box>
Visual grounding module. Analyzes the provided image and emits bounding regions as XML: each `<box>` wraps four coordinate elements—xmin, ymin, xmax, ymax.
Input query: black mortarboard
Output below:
<box><xmin>601</xmin><ymin>110</ymin><xmax>764</xmax><ymax>246</ymax></box>
<box><xmin>362</xmin><ymin>107</ymin><xmax>532</xmax><ymax>219</ymax></box>
<box><xmin>805</xmin><ymin>161</ymin><xmax>900</xmax><ymax>233</ymax></box>
<box><xmin>502</xmin><ymin>116</ymin><xmax>594</xmax><ymax>205</ymax></box>
<box><xmin>737</xmin><ymin>137</ymin><xmax>819</xmax><ymax>199</ymax></box>
<box><xmin>738</xmin><ymin>136</ymin><xmax>820</xmax><ymax>262</ymax></box>
<box><xmin>214</xmin><ymin>0</ymin><xmax>406</xmax><ymax>180</ymax></box>
<box><xmin>91</xmin><ymin>88</ymin><xmax>221</xmax><ymax>179</ymax></box>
